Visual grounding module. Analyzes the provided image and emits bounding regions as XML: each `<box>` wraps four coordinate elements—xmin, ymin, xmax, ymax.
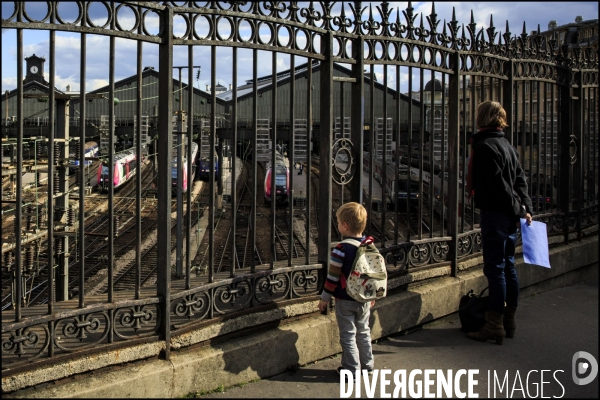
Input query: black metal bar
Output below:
<box><xmin>252</xmin><ymin>48</ymin><xmax>258</xmax><ymax>273</ymax></box>
<box><xmin>210</xmin><ymin>45</ymin><xmax>216</xmax><ymax>280</ymax></box>
<box><xmin>368</xmin><ymin>63</ymin><xmax>374</xmax><ymax>236</ymax></box>
<box><xmin>382</xmin><ymin>64</ymin><xmax>388</xmax><ymax>247</ymax></box>
<box><xmin>231</xmin><ymin>46</ymin><xmax>238</xmax><ymax>277</ymax></box>
<box><xmin>187</xmin><ymin>45</ymin><xmax>193</xmax><ymax>286</ymax></box>
<box><xmin>447</xmin><ymin>51</ymin><xmax>461</xmax><ymax>277</ymax></box>
<box><xmin>107</xmin><ymin>35</ymin><xmax>115</xmax><ymax>307</ymax></box>
<box><xmin>441</xmin><ymin>72</ymin><xmax>446</xmax><ymax>236</ymax></box>
<box><xmin>157</xmin><ymin>5</ymin><xmax>173</xmax><ymax>359</ymax></box>
<box><xmin>350</xmin><ymin>36</ymin><xmax>364</xmax><ymax>206</ymax></box>
<box><xmin>428</xmin><ymin>69</ymin><xmax>434</xmax><ymax>238</ymax></box>
<box><xmin>136</xmin><ymin>38</ymin><xmax>143</xmax><ymax>299</ymax></box>
<box><xmin>528</xmin><ymin>80</ymin><xmax>533</xmax><ymax>201</ymax></box>
<box><xmin>79</xmin><ymin>32</ymin><xmax>87</xmax><ymax>308</ymax></box>
<box><xmin>460</xmin><ymin>73</ymin><xmax>467</xmax><ymax>233</ymax></box>
<box><xmin>559</xmin><ymin>67</ymin><xmax>571</xmax><ymax>244</ymax></box>
<box><xmin>15</xmin><ymin>28</ymin><xmax>23</xmax><ymax>322</ymax></box>
<box><xmin>394</xmin><ymin>64</ymin><xmax>400</xmax><ymax>244</ymax></box>
<box><xmin>407</xmin><ymin>66</ymin><xmax>413</xmax><ymax>242</ymax></box>
<box><xmin>288</xmin><ymin>54</ymin><xmax>295</xmax><ymax>267</ymax></box>
<box><xmin>318</xmin><ymin>31</ymin><xmax>334</xmax><ymax>265</ymax></box>
<box><xmin>47</xmin><ymin>27</ymin><xmax>55</xmax><ymax>322</ymax></box>
<box><xmin>551</xmin><ymin>83</ymin><xmax>556</xmax><ymax>215</ymax></box>
<box><xmin>418</xmin><ymin>67</ymin><xmax>424</xmax><ymax>239</ymax></box>
<box><xmin>573</xmin><ymin>71</ymin><xmax>583</xmax><ymax>240</ymax></box>
<box><xmin>176</xmin><ymin>67</ymin><xmax>183</xmax><ymax>278</ymax></box>
<box><xmin>305</xmin><ymin>59</ymin><xmax>312</xmax><ymax>265</ymax></box>
<box><xmin>271</xmin><ymin>51</ymin><xmax>277</xmax><ymax>268</ymax></box>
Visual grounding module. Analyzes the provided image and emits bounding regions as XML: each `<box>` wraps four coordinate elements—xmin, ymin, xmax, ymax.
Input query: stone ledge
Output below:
<box><xmin>3</xmin><ymin>235</ymin><xmax>597</xmax><ymax>397</ymax></box>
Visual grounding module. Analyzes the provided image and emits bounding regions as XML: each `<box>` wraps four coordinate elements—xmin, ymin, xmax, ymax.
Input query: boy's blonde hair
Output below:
<box><xmin>336</xmin><ymin>202</ymin><xmax>367</xmax><ymax>234</ymax></box>
<box><xmin>476</xmin><ymin>101</ymin><xmax>508</xmax><ymax>129</ymax></box>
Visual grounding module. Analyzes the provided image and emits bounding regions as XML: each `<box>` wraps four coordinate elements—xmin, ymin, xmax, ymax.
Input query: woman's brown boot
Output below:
<box><xmin>467</xmin><ymin>310</ymin><xmax>505</xmax><ymax>345</ymax></box>
<box><xmin>504</xmin><ymin>307</ymin><xmax>516</xmax><ymax>338</ymax></box>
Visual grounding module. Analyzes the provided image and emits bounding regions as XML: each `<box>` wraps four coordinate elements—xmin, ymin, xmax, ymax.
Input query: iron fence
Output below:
<box><xmin>1</xmin><ymin>1</ymin><xmax>597</xmax><ymax>375</ymax></box>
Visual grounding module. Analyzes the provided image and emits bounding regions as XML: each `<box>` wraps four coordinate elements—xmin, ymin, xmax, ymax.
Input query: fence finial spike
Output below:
<box><xmin>451</xmin><ymin>7</ymin><xmax>457</xmax><ymax>23</ymax></box>
<box><xmin>522</xmin><ymin>21</ymin><xmax>527</xmax><ymax>34</ymax></box>
<box><xmin>470</xmin><ymin>10</ymin><xmax>475</xmax><ymax>24</ymax></box>
<box><xmin>431</xmin><ymin>1</ymin><xmax>436</xmax><ymax>15</ymax></box>
<box><xmin>505</xmin><ymin>20</ymin><xmax>510</xmax><ymax>35</ymax></box>
<box><xmin>537</xmin><ymin>23</ymin><xmax>540</xmax><ymax>34</ymax></box>
<box><xmin>489</xmin><ymin>14</ymin><xmax>494</xmax><ymax>29</ymax></box>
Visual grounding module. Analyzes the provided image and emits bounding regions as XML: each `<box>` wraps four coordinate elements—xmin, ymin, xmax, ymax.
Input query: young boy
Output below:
<box><xmin>318</xmin><ymin>202</ymin><xmax>375</xmax><ymax>377</ymax></box>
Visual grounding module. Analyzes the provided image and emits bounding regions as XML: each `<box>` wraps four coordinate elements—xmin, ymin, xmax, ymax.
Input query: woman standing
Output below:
<box><xmin>467</xmin><ymin>101</ymin><xmax>533</xmax><ymax>345</ymax></box>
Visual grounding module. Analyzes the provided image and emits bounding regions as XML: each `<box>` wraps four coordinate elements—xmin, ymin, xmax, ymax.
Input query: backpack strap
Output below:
<box><xmin>341</xmin><ymin>238</ymin><xmax>362</xmax><ymax>247</ymax></box>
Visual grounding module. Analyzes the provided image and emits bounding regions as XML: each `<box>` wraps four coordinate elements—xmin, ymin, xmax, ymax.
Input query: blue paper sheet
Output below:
<box><xmin>520</xmin><ymin>219</ymin><xmax>551</xmax><ymax>268</ymax></box>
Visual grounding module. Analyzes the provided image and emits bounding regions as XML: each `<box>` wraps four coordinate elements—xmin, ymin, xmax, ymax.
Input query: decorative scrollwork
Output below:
<box><xmin>173</xmin><ymin>291</ymin><xmax>211</xmax><ymax>319</ymax></box>
<box><xmin>255</xmin><ymin>273</ymin><xmax>290</xmax><ymax>304</ymax></box>
<box><xmin>213</xmin><ymin>281</ymin><xmax>252</xmax><ymax>314</ymax></box>
<box><xmin>2</xmin><ymin>326</ymin><xmax>49</xmax><ymax>360</ymax></box>
<box><xmin>457</xmin><ymin>234</ymin><xmax>474</xmax><ymax>258</ymax></box>
<box><xmin>54</xmin><ymin>312</ymin><xmax>110</xmax><ymax>351</ymax></box>
<box><xmin>431</xmin><ymin>240</ymin><xmax>450</xmax><ymax>263</ymax></box>
<box><xmin>332</xmin><ymin>138</ymin><xmax>355</xmax><ymax>185</ymax></box>
<box><xmin>114</xmin><ymin>305</ymin><xmax>158</xmax><ymax>339</ymax></box>
<box><xmin>291</xmin><ymin>269</ymin><xmax>320</xmax><ymax>297</ymax></box>
<box><xmin>409</xmin><ymin>243</ymin><xmax>431</xmax><ymax>267</ymax></box>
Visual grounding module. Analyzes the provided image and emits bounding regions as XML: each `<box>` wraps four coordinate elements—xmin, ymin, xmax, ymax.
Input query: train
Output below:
<box><xmin>172</xmin><ymin>142</ymin><xmax>199</xmax><ymax>193</ymax></box>
<box><xmin>97</xmin><ymin>148</ymin><xmax>138</xmax><ymax>191</ymax></box>
<box><xmin>363</xmin><ymin>152</ymin><xmax>420</xmax><ymax>205</ymax></box>
<box><xmin>264</xmin><ymin>150</ymin><xmax>290</xmax><ymax>204</ymax></box>
<box><xmin>196</xmin><ymin>149</ymin><xmax>219</xmax><ymax>181</ymax></box>
<box><xmin>69</xmin><ymin>141</ymin><xmax>99</xmax><ymax>171</ymax></box>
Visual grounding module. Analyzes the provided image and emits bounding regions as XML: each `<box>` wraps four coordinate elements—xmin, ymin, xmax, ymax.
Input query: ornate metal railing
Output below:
<box><xmin>1</xmin><ymin>1</ymin><xmax>597</xmax><ymax>377</ymax></box>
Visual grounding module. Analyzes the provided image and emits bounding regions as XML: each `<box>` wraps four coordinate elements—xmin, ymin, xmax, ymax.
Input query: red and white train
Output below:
<box><xmin>97</xmin><ymin>149</ymin><xmax>138</xmax><ymax>191</ymax></box>
<box><xmin>264</xmin><ymin>150</ymin><xmax>290</xmax><ymax>204</ymax></box>
<box><xmin>172</xmin><ymin>141</ymin><xmax>199</xmax><ymax>193</ymax></box>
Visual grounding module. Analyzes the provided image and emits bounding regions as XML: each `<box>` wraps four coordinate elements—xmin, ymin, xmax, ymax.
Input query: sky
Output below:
<box><xmin>1</xmin><ymin>1</ymin><xmax>598</xmax><ymax>95</ymax></box>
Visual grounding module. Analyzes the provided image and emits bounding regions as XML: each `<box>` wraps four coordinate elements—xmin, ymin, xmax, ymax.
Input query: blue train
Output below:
<box><xmin>197</xmin><ymin>150</ymin><xmax>219</xmax><ymax>181</ymax></box>
<box><xmin>69</xmin><ymin>141</ymin><xmax>99</xmax><ymax>171</ymax></box>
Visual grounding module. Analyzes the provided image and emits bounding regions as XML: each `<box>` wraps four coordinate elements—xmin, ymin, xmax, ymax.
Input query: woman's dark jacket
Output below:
<box><xmin>471</xmin><ymin>128</ymin><xmax>533</xmax><ymax>222</ymax></box>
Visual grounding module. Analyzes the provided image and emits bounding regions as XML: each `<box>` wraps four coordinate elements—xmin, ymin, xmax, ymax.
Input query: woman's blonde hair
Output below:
<box><xmin>336</xmin><ymin>202</ymin><xmax>367</xmax><ymax>234</ymax></box>
<box><xmin>476</xmin><ymin>101</ymin><xmax>508</xmax><ymax>129</ymax></box>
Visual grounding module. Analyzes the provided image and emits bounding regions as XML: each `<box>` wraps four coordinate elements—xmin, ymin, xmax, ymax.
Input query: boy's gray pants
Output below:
<box><xmin>335</xmin><ymin>298</ymin><xmax>374</xmax><ymax>373</ymax></box>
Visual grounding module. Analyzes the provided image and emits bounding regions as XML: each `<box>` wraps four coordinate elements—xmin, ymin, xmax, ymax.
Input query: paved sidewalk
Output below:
<box><xmin>199</xmin><ymin>279</ymin><xmax>598</xmax><ymax>398</ymax></box>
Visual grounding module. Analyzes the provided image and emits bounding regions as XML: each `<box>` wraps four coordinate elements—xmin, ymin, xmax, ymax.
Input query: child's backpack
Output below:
<box><xmin>341</xmin><ymin>236</ymin><xmax>388</xmax><ymax>302</ymax></box>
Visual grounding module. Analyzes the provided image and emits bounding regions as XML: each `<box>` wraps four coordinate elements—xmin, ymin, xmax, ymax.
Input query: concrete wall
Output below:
<box><xmin>3</xmin><ymin>235</ymin><xmax>597</xmax><ymax>398</ymax></box>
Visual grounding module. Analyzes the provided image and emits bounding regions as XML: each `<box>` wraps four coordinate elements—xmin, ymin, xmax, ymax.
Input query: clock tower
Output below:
<box><xmin>24</xmin><ymin>54</ymin><xmax>47</xmax><ymax>85</ymax></box>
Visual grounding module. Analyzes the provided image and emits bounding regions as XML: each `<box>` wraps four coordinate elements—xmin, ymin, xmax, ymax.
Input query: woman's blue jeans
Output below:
<box><xmin>480</xmin><ymin>210</ymin><xmax>519</xmax><ymax>315</ymax></box>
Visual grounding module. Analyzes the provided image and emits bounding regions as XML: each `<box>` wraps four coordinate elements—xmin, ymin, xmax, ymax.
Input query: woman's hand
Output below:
<box><xmin>517</xmin><ymin>213</ymin><xmax>533</xmax><ymax>228</ymax></box>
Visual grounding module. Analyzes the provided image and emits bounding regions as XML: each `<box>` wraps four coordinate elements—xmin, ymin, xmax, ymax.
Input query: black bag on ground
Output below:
<box><xmin>459</xmin><ymin>287</ymin><xmax>489</xmax><ymax>333</ymax></box>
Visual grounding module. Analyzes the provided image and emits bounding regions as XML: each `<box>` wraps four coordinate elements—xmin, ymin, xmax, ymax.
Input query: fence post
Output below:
<box><xmin>503</xmin><ymin>60</ymin><xmax>515</xmax><ymax>145</ymax></box>
<box><xmin>349</xmin><ymin>35</ymin><xmax>364</xmax><ymax>204</ymax></box>
<box><xmin>447</xmin><ymin>51</ymin><xmax>461</xmax><ymax>276</ymax></box>
<box><xmin>558</xmin><ymin>64</ymin><xmax>572</xmax><ymax>245</ymax></box>
<box><xmin>157</xmin><ymin>5</ymin><xmax>173</xmax><ymax>360</ymax></box>
<box><xmin>572</xmin><ymin>69</ymin><xmax>583</xmax><ymax>240</ymax></box>
<box><xmin>318</xmin><ymin>31</ymin><xmax>334</xmax><ymax>271</ymax></box>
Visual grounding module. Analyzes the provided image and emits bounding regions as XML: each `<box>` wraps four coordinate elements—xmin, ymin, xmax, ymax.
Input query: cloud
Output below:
<box><xmin>2</xmin><ymin>1</ymin><xmax>597</xmax><ymax>96</ymax></box>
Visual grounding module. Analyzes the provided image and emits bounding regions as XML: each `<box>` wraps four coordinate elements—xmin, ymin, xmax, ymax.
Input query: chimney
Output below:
<box><xmin>229</xmin><ymin>84</ymin><xmax>232</xmax><ymax>90</ymax></box>
<box><xmin>66</xmin><ymin>84</ymin><xmax>71</xmax><ymax>92</ymax></box>
<box><xmin>548</xmin><ymin>20</ymin><xmax>557</xmax><ymax>30</ymax></box>
<box><xmin>206</xmin><ymin>84</ymin><xmax>209</xmax><ymax>92</ymax></box>
<box><xmin>575</xmin><ymin>16</ymin><xmax>583</xmax><ymax>23</ymax></box>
